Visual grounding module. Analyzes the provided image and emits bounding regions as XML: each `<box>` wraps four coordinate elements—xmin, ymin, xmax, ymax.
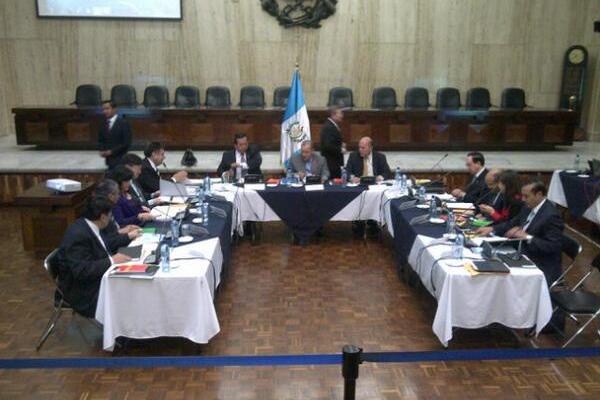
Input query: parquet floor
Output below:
<box><xmin>0</xmin><ymin>207</ymin><xmax>598</xmax><ymax>399</ymax></box>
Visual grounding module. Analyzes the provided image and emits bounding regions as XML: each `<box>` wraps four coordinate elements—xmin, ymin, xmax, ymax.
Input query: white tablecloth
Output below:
<box><xmin>548</xmin><ymin>170</ymin><xmax>600</xmax><ymax>224</ymax></box>
<box><xmin>407</xmin><ymin>235</ymin><xmax>553</xmax><ymax>346</ymax></box>
<box><xmin>95</xmin><ymin>238</ymin><xmax>223</xmax><ymax>351</ymax></box>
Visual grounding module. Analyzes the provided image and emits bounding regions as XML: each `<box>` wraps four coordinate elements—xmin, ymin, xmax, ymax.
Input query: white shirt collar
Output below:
<box><xmin>148</xmin><ymin>158</ymin><xmax>158</xmax><ymax>172</ymax></box>
<box><xmin>328</xmin><ymin>117</ymin><xmax>340</xmax><ymax>131</ymax></box>
<box><xmin>108</xmin><ymin>114</ymin><xmax>118</xmax><ymax>129</ymax></box>
<box><xmin>84</xmin><ymin>218</ymin><xmax>111</xmax><ymax>257</ymax></box>
<box><xmin>474</xmin><ymin>167</ymin><xmax>486</xmax><ymax>179</ymax></box>
<box><xmin>531</xmin><ymin>198</ymin><xmax>547</xmax><ymax>215</ymax></box>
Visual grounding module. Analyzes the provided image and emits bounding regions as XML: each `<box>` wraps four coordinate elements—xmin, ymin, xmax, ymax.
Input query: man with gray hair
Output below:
<box><xmin>289</xmin><ymin>140</ymin><xmax>330</xmax><ymax>183</ymax></box>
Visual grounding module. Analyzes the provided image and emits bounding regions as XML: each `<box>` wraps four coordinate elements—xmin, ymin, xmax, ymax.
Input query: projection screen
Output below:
<box><xmin>36</xmin><ymin>0</ymin><xmax>182</xmax><ymax>20</ymax></box>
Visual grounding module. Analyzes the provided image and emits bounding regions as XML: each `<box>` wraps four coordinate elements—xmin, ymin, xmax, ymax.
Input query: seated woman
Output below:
<box><xmin>478</xmin><ymin>170</ymin><xmax>523</xmax><ymax>224</ymax></box>
<box><xmin>109</xmin><ymin>165</ymin><xmax>155</xmax><ymax>227</ymax></box>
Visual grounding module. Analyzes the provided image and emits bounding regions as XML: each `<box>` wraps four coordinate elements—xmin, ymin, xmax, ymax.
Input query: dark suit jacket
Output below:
<box><xmin>129</xmin><ymin>179</ymin><xmax>149</xmax><ymax>207</ymax></box>
<box><xmin>101</xmin><ymin>219</ymin><xmax>131</xmax><ymax>253</ymax></box>
<box><xmin>493</xmin><ymin>199</ymin><xmax>564</xmax><ymax>285</ymax></box>
<box><xmin>56</xmin><ymin>218</ymin><xmax>113</xmax><ymax>318</ymax></box>
<box><xmin>320</xmin><ymin>119</ymin><xmax>344</xmax><ymax>179</ymax></box>
<box><xmin>463</xmin><ymin>168</ymin><xmax>489</xmax><ymax>203</ymax></box>
<box><xmin>138</xmin><ymin>158</ymin><xmax>161</xmax><ymax>198</ymax></box>
<box><xmin>345</xmin><ymin>151</ymin><xmax>392</xmax><ymax>179</ymax></box>
<box><xmin>216</xmin><ymin>145</ymin><xmax>262</xmax><ymax>177</ymax></box>
<box><xmin>98</xmin><ymin>116</ymin><xmax>132</xmax><ymax>169</ymax></box>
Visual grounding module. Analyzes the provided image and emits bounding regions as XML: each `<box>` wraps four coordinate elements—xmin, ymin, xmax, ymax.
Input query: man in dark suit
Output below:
<box><xmin>216</xmin><ymin>132</ymin><xmax>262</xmax><ymax>180</ymax></box>
<box><xmin>98</xmin><ymin>101</ymin><xmax>132</xmax><ymax>170</ymax></box>
<box><xmin>320</xmin><ymin>107</ymin><xmax>345</xmax><ymax>179</ymax></box>
<box><xmin>138</xmin><ymin>142</ymin><xmax>188</xmax><ymax>199</ymax></box>
<box><xmin>451</xmin><ymin>151</ymin><xmax>489</xmax><ymax>203</ymax></box>
<box><xmin>346</xmin><ymin>136</ymin><xmax>392</xmax><ymax>183</ymax></box>
<box><xmin>122</xmin><ymin>153</ymin><xmax>163</xmax><ymax>207</ymax></box>
<box><xmin>289</xmin><ymin>140</ymin><xmax>330</xmax><ymax>182</ymax></box>
<box><xmin>56</xmin><ymin>197</ymin><xmax>131</xmax><ymax>318</ymax></box>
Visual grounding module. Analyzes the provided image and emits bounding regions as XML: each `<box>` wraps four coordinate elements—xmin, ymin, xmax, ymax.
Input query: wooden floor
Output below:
<box><xmin>0</xmin><ymin>207</ymin><xmax>598</xmax><ymax>399</ymax></box>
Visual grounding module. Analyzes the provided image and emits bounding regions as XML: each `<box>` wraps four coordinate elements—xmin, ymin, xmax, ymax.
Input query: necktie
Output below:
<box><xmin>523</xmin><ymin>210</ymin><xmax>536</xmax><ymax>232</ymax></box>
<box><xmin>363</xmin><ymin>157</ymin><xmax>369</xmax><ymax>176</ymax></box>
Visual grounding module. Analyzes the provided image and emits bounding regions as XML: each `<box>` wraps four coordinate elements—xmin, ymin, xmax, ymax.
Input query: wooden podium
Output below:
<box><xmin>15</xmin><ymin>182</ymin><xmax>95</xmax><ymax>254</ymax></box>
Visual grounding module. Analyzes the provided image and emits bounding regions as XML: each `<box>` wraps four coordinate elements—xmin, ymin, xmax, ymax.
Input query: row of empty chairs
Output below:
<box><xmin>74</xmin><ymin>84</ymin><xmax>528</xmax><ymax>110</ymax></box>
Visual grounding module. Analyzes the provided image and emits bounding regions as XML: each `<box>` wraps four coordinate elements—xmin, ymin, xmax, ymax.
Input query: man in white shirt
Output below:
<box><xmin>216</xmin><ymin>132</ymin><xmax>263</xmax><ymax>181</ymax></box>
<box><xmin>451</xmin><ymin>151</ymin><xmax>489</xmax><ymax>203</ymax></box>
<box><xmin>98</xmin><ymin>100</ymin><xmax>132</xmax><ymax>170</ymax></box>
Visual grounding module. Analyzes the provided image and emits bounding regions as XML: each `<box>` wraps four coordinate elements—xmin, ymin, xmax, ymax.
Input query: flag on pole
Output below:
<box><xmin>280</xmin><ymin>69</ymin><xmax>310</xmax><ymax>165</ymax></box>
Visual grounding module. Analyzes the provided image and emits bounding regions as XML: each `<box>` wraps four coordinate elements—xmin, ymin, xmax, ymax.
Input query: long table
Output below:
<box><xmin>12</xmin><ymin>106</ymin><xmax>578</xmax><ymax>150</ymax></box>
<box><xmin>548</xmin><ymin>170</ymin><xmax>600</xmax><ymax>224</ymax></box>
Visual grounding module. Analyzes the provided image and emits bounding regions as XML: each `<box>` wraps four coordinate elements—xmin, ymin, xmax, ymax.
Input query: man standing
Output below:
<box><xmin>345</xmin><ymin>136</ymin><xmax>392</xmax><ymax>183</ymax></box>
<box><xmin>98</xmin><ymin>100</ymin><xmax>132</xmax><ymax>170</ymax></box>
<box><xmin>320</xmin><ymin>107</ymin><xmax>345</xmax><ymax>179</ymax></box>
<box><xmin>217</xmin><ymin>132</ymin><xmax>262</xmax><ymax>181</ymax></box>
<box><xmin>289</xmin><ymin>140</ymin><xmax>330</xmax><ymax>183</ymax></box>
<box><xmin>138</xmin><ymin>142</ymin><xmax>188</xmax><ymax>199</ymax></box>
<box><xmin>451</xmin><ymin>151</ymin><xmax>489</xmax><ymax>203</ymax></box>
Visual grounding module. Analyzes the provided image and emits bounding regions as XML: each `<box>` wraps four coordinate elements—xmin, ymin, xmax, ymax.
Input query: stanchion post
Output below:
<box><xmin>342</xmin><ymin>345</ymin><xmax>362</xmax><ymax>400</ymax></box>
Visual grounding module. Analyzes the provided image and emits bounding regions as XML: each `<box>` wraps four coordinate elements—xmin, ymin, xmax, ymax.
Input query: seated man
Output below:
<box><xmin>121</xmin><ymin>153</ymin><xmax>163</xmax><ymax>207</ymax></box>
<box><xmin>346</xmin><ymin>136</ymin><xmax>392</xmax><ymax>183</ymax></box>
<box><xmin>138</xmin><ymin>142</ymin><xmax>188</xmax><ymax>199</ymax></box>
<box><xmin>56</xmin><ymin>197</ymin><xmax>131</xmax><ymax>318</ymax></box>
<box><xmin>289</xmin><ymin>140</ymin><xmax>330</xmax><ymax>183</ymax></box>
<box><xmin>451</xmin><ymin>151</ymin><xmax>489</xmax><ymax>203</ymax></box>
<box><xmin>217</xmin><ymin>132</ymin><xmax>262</xmax><ymax>181</ymax></box>
<box><xmin>477</xmin><ymin>180</ymin><xmax>564</xmax><ymax>285</ymax></box>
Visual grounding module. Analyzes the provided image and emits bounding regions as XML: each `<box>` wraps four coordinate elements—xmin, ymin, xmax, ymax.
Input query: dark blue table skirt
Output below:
<box><xmin>257</xmin><ymin>185</ymin><xmax>366</xmax><ymax>240</ymax></box>
<box><xmin>559</xmin><ymin>171</ymin><xmax>600</xmax><ymax>218</ymax></box>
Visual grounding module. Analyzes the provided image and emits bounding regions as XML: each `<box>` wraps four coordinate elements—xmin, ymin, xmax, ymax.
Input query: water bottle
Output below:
<box><xmin>196</xmin><ymin>186</ymin><xmax>205</xmax><ymax>204</ymax></box>
<box><xmin>429</xmin><ymin>198</ymin><xmax>437</xmax><ymax>219</ymax></box>
<box><xmin>418</xmin><ymin>186</ymin><xmax>426</xmax><ymax>199</ymax></box>
<box><xmin>401</xmin><ymin>174</ymin><xmax>407</xmax><ymax>192</ymax></box>
<box><xmin>394</xmin><ymin>167</ymin><xmax>401</xmax><ymax>189</ymax></box>
<box><xmin>341</xmin><ymin>167</ymin><xmax>348</xmax><ymax>185</ymax></box>
<box><xmin>202</xmin><ymin>201</ymin><xmax>209</xmax><ymax>226</ymax></box>
<box><xmin>452</xmin><ymin>233</ymin><xmax>464</xmax><ymax>259</ymax></box>
<box><xmin>170</xmin><ymin>219</ymin><xmax>179</xmax><ymax>246</ymax></box>
<box><xmin>446</xmin><ymin>212</ymin><xmax>456</xmax><ymax>234</ymax></box>
<box><xmin>204</xmin><ymin>175</ymin><xmax>211</xmax><ymax>195</ymax></box>
<box><xmin>160</xmin><ymin>243</ymin><xmax>171</xmax><ymax>273</ymax></box>
<box><xmin>286</xmin><ymin>168</ymin><xmax>293</xmax><ymax>186</ymax></box>
<box><xmin>574</xmin><ymin>154</ymin><xmax>581</xmax><ymax>172</ymax></box>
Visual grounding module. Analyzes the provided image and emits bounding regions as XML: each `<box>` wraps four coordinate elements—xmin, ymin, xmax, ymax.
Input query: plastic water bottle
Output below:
<box><xmin>452</xmin><ymin>233</ymin><xmax>464</xmax><ymax>259</ymax></box>
<box><xmin>418</xmin><ymin>186</ymin><xmax>426</xmax><ymax>199</ymax></box>
<box><xmin>170</xmin><ymin>219</ymin><xmax>179</xmax><ymax>246</ymax></box>
<box><xmin>341</xmin><ymin>167</ymin><xmax>348</xmax><ymax>185</ymax></box>
<box><xmin>286</xmin><ymin>168</ymin><xmax>293</xmax><ymax>186</ymax></box>
<box><xmin>401</xmin><ymin>174</ymin><xmax>408</xmax><ymax>192</ymax></box>
<box><xmin>202</xmin><ymin>201</ymin><xmax>209</xmax><ymax>227</ymax></box>
<box><xmin>394</xmin><ymin>167</ymin><xmax>401</xmax><ymax>189</ymax></box>
<box><xmin>160</xmin><ymin>243</ymin><xmax>171</xmax><ymax>273</ymax></box>
<box><xmin>204</xmin><ymin>175</ymin><xmax>211</xmax><ymax>195</ymax></box>
<box><xmin>446</xmin><ymin>212</ymin><xmax>456</xmax><ymax>234</ymax></box>
<box><xmin>196</xmin><ymin>186</ymin><xmax>205</xmax><ymax>203</ymax></box>
<box><xmin>574</xmin><ymin>154</ymin><xmax>581</xmax><ymax>172</ymax></box>
<box><xmin>429</xmin><ymin>198</ymin><xmax>437</xmax><ymax>219</ymax></box>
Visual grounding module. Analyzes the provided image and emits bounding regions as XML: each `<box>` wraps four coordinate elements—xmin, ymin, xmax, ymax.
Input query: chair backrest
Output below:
<box><xmin>404</xmin><ymin>87</ymin><xmax>430</xmax><ymax>109</ymax></box>
<box><xmin>205</xmin><ymin>86</ymin><xmax>231</xmax><ymax>108</ymax></box>
<box><xmin>327</xmin><ymin>87</ymin><xmax>354</xmax><ymax>108</ymax></box>
<box><xmin>174</xmin><ymin>85</ymin><xmax>201</xmax><ymax>108</ymax></box>
<box><xmin>561</xmin><ymin>234</ymin><xmax>582</xmax><ymax>261</ymax></box>
<box><xmin>239</xmin><ymin>85</ymin><xmax>266</xmax><ymax>108</ymax></box>
<box><xmin>372</xmin><ymin>87</ymin><xmax>398</xmax><ymax>109</ymax></box>
<box><xmin>44</xmin><ymin>248</ymin><xmax>61</xmax><ymax>282</ymax></box>
<box><xmin>110</xmin><ymin>84</ymin><xmax>137</xmax><ymax>107</ymax></box>
<box><xmin>466</xmin><ymin>87</ymin><xmax>491</xmax><ymax>109</ymax></box>
<box><xmin>273</xmin><ymin>86</ymin><xmax>291</xmax><ymax>108</ymax></box>
<box><xmin>501</xmin><ymin>87</ymin><xmax>526</xmax><ymax>109</ymax></box>
<box><xmin>143</xmin><ymin>85</ymin><xmax>170</xmax><ymax>108</ymax></box>
<box><xmin>436</xmin><ymin>87</ymin><xmax>461</xmax><ymax>109</ymax></box>
<box><xmin>74</xmin><ymin>84</ymin><xmax>102</xmax><ymax>107</ymax></box>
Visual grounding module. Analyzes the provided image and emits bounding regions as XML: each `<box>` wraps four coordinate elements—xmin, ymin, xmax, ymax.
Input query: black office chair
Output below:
<box><xmin>404</xmin><ymin>87</ymin><xmax>430</xmax><ymax>109</ymax></box>
<box><xmin>239</xmin><ymin>86</ymin><xmax>266</xmax><ymax>108</ymax></box>
<box><xmin>273</xmin><ymin>86</ymin><xmax>291</xmax><ymax>108</ymax></box>
<box><xmin>550</xmin><ymin>235</ymin><xmax>583</xmax><ymax>290</ymax></box>
<box><xmin>371</xmin><ymin>87</ymin><xmax>398</xmax><ymax>109</ymax></box>
<box><xmin>549</xmin><ymin>253</ymin><xmax>600</xmax><ymax>347</ymax></box>
<box><xmin>435</xmin><ymin>87</ymin><xmax>461</xmax><ymax>109</ymax></box>
<box><xmin>327</xmin><ymin>87</ymin><xmax>354</xmax><ymax>108</ymax></box>
<box><xmin>143</xmin><ymin>85</ymin><xmax>170</xmax><ymax>108</ymax></box>
<box><xmin>174</xmin><ymin>85</ymin><xmax>201</xmax><ymax>108</ymax></box>
<box><xmin>501</xmin><ymin>87</ymin><xmax>526</xmax><ymax>110</ymax></box>
<box><xmin>205</xmin><ymin>86</ymin><xmax>232</xmax><ymax>108</ymax></box>
<box><xmin>72</xmin><ymin>84</ymin><xmax>102</xmax><ymax>107</ymax></box>
<box><xmin>466</xmin><ymin>87</ymin><xmax>492</xmax><ymax>109</ymax></box>
<box><xmin>110</xmin><ymin>84</ymin><xmax>137</xmax><ymax>107</ymax></box>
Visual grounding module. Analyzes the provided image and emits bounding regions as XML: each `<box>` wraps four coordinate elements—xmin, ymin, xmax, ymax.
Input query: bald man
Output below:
<box><xmin>345</xmin><ymin>136</ymin><xmax>392</xmax><ymax>183</ymax></box>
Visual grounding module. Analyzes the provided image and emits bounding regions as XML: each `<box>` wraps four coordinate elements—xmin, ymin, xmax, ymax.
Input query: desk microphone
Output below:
<box><xmin>430</xmin><ymin>153</ymin><xmax>449</xmax><ymax>171</ymax></box>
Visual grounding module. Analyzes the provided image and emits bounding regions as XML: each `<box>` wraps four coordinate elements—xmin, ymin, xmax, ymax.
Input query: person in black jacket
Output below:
<box><xmin>346</xmin><ymin>136</ymin><xmax>392</xmax><ymax>183</ymax></box>
<box><xmin>320</xmin><ymin>107</ymin><xmax>345</xmax><ymax>179</ymax></box>
<box><xmin>216</xmin><ymin>132</ymin><xmax>262</xmax><ymax>180</ymax></box>
<box><xmin>56</xmin><ymin>197</ymin><xmax>131</xmax><ymax>318</ymax></box>
<box><xmin>121</xmin><ymin>153</ymin><xmax>164</xmax><ymax>207</ymax></box>
<box><xmin>98</xmin><ymin>101</ymin><xmax>132</xmax><ymax>170</ymax></box>
<box><xmin>451</xmin><ymin>151</ymin><xmax>489</xmax><ymax>203</ymax></box>
<box><xmin>138</xmin><ymin>142</ymin><xmax>188</xmax><ymax>199</ymax></box>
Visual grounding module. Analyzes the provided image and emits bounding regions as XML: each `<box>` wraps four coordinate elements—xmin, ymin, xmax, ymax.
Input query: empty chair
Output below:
<box><xmin>549</xmin><ymin>235</ymin><xmax>583</xmax><ymax>290</ymax></box>
<box><xmin>435</xmin><ymin>87</ymin><xmax>461</xmax><ymax>109</ymax></box>
<box><xmin>371</xmin><ymin>87</ymin><xmax>398</xmax><ymax>109</ymax></box>
<box><xmin>143</xmin><ymin>85</ymin><xmax>170</xmax><ymax>108</ymax></box>
<box><xmin>205</xmin><ymin>86</ymin><xmax>231</xmax><ymax>108</ymax></box>
<box><xmin>110</xmin><ymin>84</ymin><xmax>137</xmax><ymax>107</ymax></box>
<box><xmin>174</xmin><ymin>85</ymin><xmax>201</xmax><ymax>108</ymax></box>
<box><xmin>466</xmin><ymin>87</ymin><xmax>492</xmax><ymax>109</ymax></box>
<box><xmin>327</xmin><ymin>87</ymin><xmax>354</xmax><ymax>108</ymax></box>
<box><xmin>404</xmin><ymin>87</ymin><xmax>430</xmax><ymax>109</ymax></box>
<box><xmin>239</xmin><ymin>85</ymin><xmax>266</xmax><ymax>108</ymax></box>
<box><xmin>73</xmin><ymin>84</ymin><xmax>102</xmax><ymax>107</ymax></box>
<box><xmin>501</xmin><ymin>87</ymin><xmax>526</xmax><ymax>109</ymax></box>
<box><xmin>273</xmin><ymin>86</ymin><xmax>291</xmax><ymax>108</ymax></box>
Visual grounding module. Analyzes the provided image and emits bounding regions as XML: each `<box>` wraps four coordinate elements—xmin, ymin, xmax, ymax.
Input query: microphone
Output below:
<box><xmin>430</xmin><ymin>153</ymin><xmax>449</xmax><ymax>172</ymax></box>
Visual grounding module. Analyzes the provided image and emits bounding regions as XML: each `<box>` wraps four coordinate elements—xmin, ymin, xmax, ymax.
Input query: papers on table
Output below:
<box><xmin>158</xmin><ymin>195</ymin><xmax>187</xmax><ymax>204</ymax></box>
<box><xmin>469</xmin><ymin>235</ymin><xmax>510</xmax><ymax>247</ymax></box>
<box><xmin>151</xmin><ymin>204</ymin><xmax>187</xmax><ymax>219</ymax></box>
<box><xmin>305</xmin><ymin>184</ymin><xmax>324</xmax><ymax>191</ymax></box>
<box><xmin>160</xmin><ymin>179</ymin><xmax>192</xmax><ymax>197</ymax></box>
<box><xmin>244</xmin><ymin>183</ymin><xmax>266</xmax><ymax>191</ymax></box>
<box><xmin>446</xmin><ymin>202</ymin><xmax>475</xmax><ymax>210</ymax></box>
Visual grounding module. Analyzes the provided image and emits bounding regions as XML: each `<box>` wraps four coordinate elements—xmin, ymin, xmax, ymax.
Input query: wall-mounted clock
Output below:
<box><xmin>559</xmin><ymin>45</ymin><xmax>588</xmax><ymax>118</ymax></box>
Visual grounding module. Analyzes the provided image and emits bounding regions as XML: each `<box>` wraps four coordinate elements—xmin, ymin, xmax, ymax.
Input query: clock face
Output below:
<box><xmin>568</xmin><ymin>48</ymin><xmax>585</xmax><ymax>64</ymax></box>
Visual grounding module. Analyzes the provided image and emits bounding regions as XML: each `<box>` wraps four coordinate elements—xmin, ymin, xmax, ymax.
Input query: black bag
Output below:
<box><xmin>181</xmin><ymin>149</ymin><xmax>197</xmax><ymax>167</ymax></box>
